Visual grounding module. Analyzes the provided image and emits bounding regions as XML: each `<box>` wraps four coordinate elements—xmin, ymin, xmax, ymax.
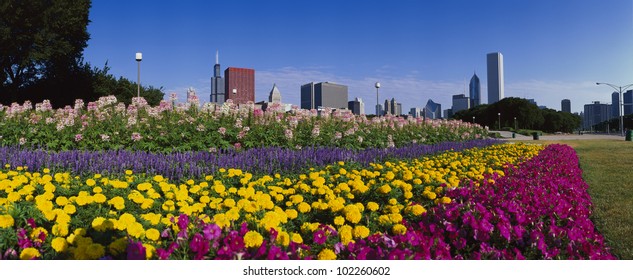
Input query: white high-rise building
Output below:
<box><xmin>487</xmin><ymin>52</ymin><xmax>504</xmax><ymax>104</ymax></box>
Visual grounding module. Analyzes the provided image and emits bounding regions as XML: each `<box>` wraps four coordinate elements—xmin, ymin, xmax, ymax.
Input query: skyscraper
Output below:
<box><xmin>469</xmin><ymin>73</ymin><xmax>481</xmax><ymax>107</ymax></box>
<box><xmin>561</xmin><ymin>99</ymin><xmax>571</xmax><ymax>113</ymax></box>
<box><xmin>452</xmin><ymin>94</ymin><xmax>470</xmax><ymax>113</ymax></box>
<box><xmin>225</xmin><ymin>67</ymin><xmax>255</xmax><ymax>104</ymax></box>
<box><xmin>486</xmin><ymin>52</ymin><xmax>504</xmax><ymax>104</ymax></box>
<box><xmin>269</xmin><ymin>83</ymin><xmax>281</xmax><ymax>103</ymax></box>
<box><xmin>611</xmin><ymin>91</ymin><xmax>620</xmax><ymax>119</ymax></box>
<box><xmin>210</xmin><ymin>51</ymin><xmax>225</xmax><ymax>104</ymax></box>
<box><xmin>348</xmin><ymin>97</ymin><xmax>364</xmax><ymax>115</ymax></box>
<box><xmin>624</xmin><ymin>90</ymin><xmax>633</xmax><ymax>115</ymax></box>
<box><xmin>424</xmin><ymin>99</ymin><xmax>442</xmax><ymax>119</ymax></box>
<box><xmin>583</xmin><ymin>101</ymin><xmax>611</xmax><ymax>131</ymax></box>
<box><xmin>300</xmin><ymin>82</ymin><xmax>348</xmax><ymax>110</ymax></box>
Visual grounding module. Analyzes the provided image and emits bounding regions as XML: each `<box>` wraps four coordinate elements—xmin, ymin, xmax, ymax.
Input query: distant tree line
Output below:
<box><xmin>0</xmin><ymin>0</ymin><xmax>163</xmax><ymax>108</ymax></box>
<box><xmin>453</xmin><ymin>97</ymin><xmax>581</xmax><ymax>133</ymax></box>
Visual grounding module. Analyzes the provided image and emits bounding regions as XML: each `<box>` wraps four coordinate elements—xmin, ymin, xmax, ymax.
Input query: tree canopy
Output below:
<box><xmin>1</xmin><ymin>0</ymin><xmax>164</xmax><ymax>107</ymax></box>
<box><xmin>453</xmin><ymin>97</ymin><xmax>581</xmax><ymax>133</ymax></box>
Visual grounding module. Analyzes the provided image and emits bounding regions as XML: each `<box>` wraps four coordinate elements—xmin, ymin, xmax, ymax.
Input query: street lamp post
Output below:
<box><xmin>135</xmin><ymin>52</ymin><xmax>142</xmax><ymax>99</ymax></box>
<box><xmin>596</xmin><ymin>82</ymin><xmax>633</xmax><ymax>136</ymax></box>
<box><xmin>498</xmin><ymin>112</ymin><xmax>501</xmax><ymax>130</ymax></box>
<box><xmin>514</xmin><ymin>117</ymin><xmax>517</xmax><ymax>131</ymax></box>
<box><xmin>472</xmin><ymin>116</ymin><xmax>475</xmax><ymax>124</ymax></box>
<box><xmin>375</xmin><ymin>82</ymin><xmax>381</xmax><ymax>116</ymax></box>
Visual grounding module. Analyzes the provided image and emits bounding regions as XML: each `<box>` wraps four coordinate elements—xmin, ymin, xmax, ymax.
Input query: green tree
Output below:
<box><xmin>90</xmin><ymin>62</ymin><xmax>164</xmax><ymax>106</ymax></box>
<box><xmin>0</xmin><ymin>0</ymin><xmax>91</xmax><ymax>102</ymax></box>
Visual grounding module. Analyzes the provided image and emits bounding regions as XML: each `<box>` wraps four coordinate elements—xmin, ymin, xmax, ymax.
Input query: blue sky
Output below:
<box><xmin>83</xmin><ymin>0</ymin><xmax>633</xmax><ymax>113</ymax></box>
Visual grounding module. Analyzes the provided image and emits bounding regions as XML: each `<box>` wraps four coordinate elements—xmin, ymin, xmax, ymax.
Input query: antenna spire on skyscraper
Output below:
<box><xmin>216</xmin><ymin>50</ymin><xmax>219</xmax><ymax>65</ymax></box>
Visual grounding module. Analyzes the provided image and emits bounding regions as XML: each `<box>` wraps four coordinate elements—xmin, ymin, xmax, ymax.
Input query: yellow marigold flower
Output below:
<box><xmin>317</xmin><ymin>248</ymin><xmax>337</xmax><ymax>260</ymax></box>
<box><xmin>353</xmin><ymin>225</ymin><xmax>370</xmax><ymax>239</ymax></box>
<box><xmin>7</xmin><ymin>192</ymin><xmax>22</xmax><ymax>202</ymax></box>
<box><xmin>343</xmin><ymin>205</ymin><xmax>362</xmax><ymax>224</ymax></box>
<box><xmin>392</xmin><ymin>224</ymin><xmax>407</xmax><ymax>235</ymax></box>
<box><xmin>127</xmin><ymin>222</ymin><xmax>144</xmax><ymax>238</ymax></box>
<box><xmin>409</xmin><ymin>204</ymin><xmax>427</xmax><ymax>216</ymax></box>
<box><xmin>20</xmin><ymin>247</ymin><xmax>41</xmax><ymax>260</ymax></box>
<box><xmin>85</xmin><ymin>179</ymin><xmax>96</xmax><ymax>186</ymax></box>
<box><xmin>285</xmin><ymin>209</ymin><xmax>298</xmax><ymax>219</ymax></box>
<box><xmin>222</xmin><ymin>198</ymin><xmax>236</xmax><ymax>208</ymax></box>
<box><xmin>143</xmin><ymin>243</ymin><xmax>156</xmax><ymax>259</ymax></box>
<box><xmin>93</xmin><ymin>193</ymin><xmax>107</xmax><ymax>204</ymax></box>
<box><xmin>137</xmin><ymin>182</ymin><xmax>153</xmax><ymax>191</ymax></box>
<box><xmin>297</xmin><ymin>202</ymin><xmax>311</xmax><ymax>213</ymax></box>
<box><xmin>108</xmin><ymin>237</ymin><xmax>128</xmax><ymax>255</ymax></box>
<box><xmin>366</xmin><ymin>202</ymin><xmax>379</xmax><ymax>212</ymax></box>
<box><xmin>63</xmin><ymin>204</ymin><xmax>76</xmax><ymax>214</ymax></box>
<box><xmin>145</xmin><ymin>228</ymin><xmax>160</xmax><ymax>241</ymax></box>
<box><xmin>424</xmin><ymin>191</ymin><xmax>437</xmax><ymax>200</ymax></box>
<box><xmin>276</xmin><ymin>231</ymin><xmax>290</xmax><ymax>247</ymax></box>
<box><xmin>43</xmin><ymin>168</ymin><xmax>50</xmax><ymax>173</ymax></box>
<box><xmin>378</xmin><ymin>184</ymin><xmax>391</xmax><ymax>194</ymax></box>
<box><xmin>0</xmin><ymin>214</ymin><xmax>15</xmax><ymax>228</ymax></box>
<box><xmin>339</xmin><ymin>225</ymin><xmax>353</xmax><ymax>245</ymax></box>
<box><xmin>91</xmin><ymin>217</ymin><xmax>108</xmax><ymax>231</ymax></box>
<box><xmin>333</xmin><ymin>216</ymin><xmax>345</xmax><ymax>226</ymax></box>
<box><xmin>291</xmin><ymin>233</ymin><xmax>303</xmax><ymax>244</ymax></box>
<box><xmin>389</xmin><ymin>213</ymin><xmax>403</xmax><ymax>223</ymax></box>
<box><xmin>153</xmin><ymin>175</ymin><xmax>164</xmax><ymax>182</ymax></box>
<box><xmin>86</xmin><ymin>243</ymin><xmax>105</xmax><ymax>259</ymax></box>
<box><xmin>119</xmin><ymin>213</ymin><xmax>137</xmax><ymax>225</ymax></box>
<box><xmin>92</xmin><ymin>187</ymin><xmax>102</xmax><ymax>193</ymax></box>
<box><xmin>440</xmin><ymin>196</ymin><xmax>452</xmax><ymax>204</ymax></box>
<box><xmin>244</xmin><ymin>230</ymin><xmax>264</xmax><ymax>248</ymax></box>
<box><xmin>107</xmin><ymin>196</ymin><xmax>125</xmax><ymax>210</ymax></box>
<box><xmin>125</xmin><ymin>170</ymin><xmax>133</xmax><ymax>175</ymax></box>
<box><xmin>52</xmin><ymin>223</ymin><xmax>69</xmax><ymax>237</ymax></box>
<box><xmin>51</xmin><ymin>237</ymin><xmax>68</xmax><ymax>253</ymax></box>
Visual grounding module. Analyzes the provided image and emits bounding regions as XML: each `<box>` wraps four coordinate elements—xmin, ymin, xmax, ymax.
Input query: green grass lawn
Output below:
<box><xmin>515</xmin><ymin>139</ymin><xmax>633</xmax><ymax>259</ymax></box>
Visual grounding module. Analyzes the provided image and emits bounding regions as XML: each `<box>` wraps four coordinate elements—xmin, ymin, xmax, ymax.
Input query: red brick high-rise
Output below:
<box><xmin>224</xmin><ymin>67</ymin><xmax>255</xmax><ymax>104</ymax></box>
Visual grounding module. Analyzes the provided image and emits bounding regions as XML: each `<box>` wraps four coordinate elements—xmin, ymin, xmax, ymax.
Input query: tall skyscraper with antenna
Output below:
<box><xmin>210</xmin><ymin>50</ymin><xmax>225</xmax><ymax>104</ymax></box>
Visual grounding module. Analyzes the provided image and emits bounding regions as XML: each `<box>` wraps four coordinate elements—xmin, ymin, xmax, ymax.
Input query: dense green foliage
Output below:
<box><xmin>453</xmin><ymin>97</ymin><xmax>581</xmax><ymax>133</ymax></box>
<box><xmin>0</xmin><ymin>0</ymin><xmax>163</xmax><ymax>107</ymax></box>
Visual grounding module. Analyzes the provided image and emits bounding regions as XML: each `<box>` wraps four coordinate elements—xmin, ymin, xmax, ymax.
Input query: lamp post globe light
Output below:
<box><xmin>498</xmin><ymin>112</ymin><xmax>501</xmax><ymax>130</ymax></box>
<box><xmin>596</xmin><ymin>82</ymin><xmax>633</xmax><ymax>137</ymax></box>
<box><xmin>375</xmin><ymin>82</ymin><xmax>381</xmax><ymax>116</ymax></box>
<box><xmin>135</xmin><ymin>52</ymin><xmax>142</xmax><ymax>99</ymax></box>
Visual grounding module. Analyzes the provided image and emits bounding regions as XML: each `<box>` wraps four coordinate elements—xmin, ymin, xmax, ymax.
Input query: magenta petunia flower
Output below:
<box><xmin>127</xmin><ymin>240</ymin><xmax>146</xmax><ymax>260</ymax></box>
<box><xmin>202</xmin><ymin>223</ymin><xmax>221</xmax><ymax>241</ymax></box>
<box><xmin>313</xmin><ymin>230</ymin><xmax>327</xmax><ymax>245</ymax></box>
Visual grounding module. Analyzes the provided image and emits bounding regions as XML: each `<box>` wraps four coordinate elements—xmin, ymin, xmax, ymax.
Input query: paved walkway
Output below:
<box><xmin>489</xmin><ymin>131</ymin><xmax>626</xmax><ymax>141</ymax></box>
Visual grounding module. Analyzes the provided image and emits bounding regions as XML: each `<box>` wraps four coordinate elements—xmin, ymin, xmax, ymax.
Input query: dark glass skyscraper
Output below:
<box><xmin>469</xmin><ymin>73</ymin><xmax>481</xmax><ymax>107</ymax></box>
<box><xmin>561</xmin><ymin>99</ymin><xmax>571</xmax><ymax>113</ymax></box>
<box><xmin>210</xmin><ymin>51</ymin><xmax>225</xmax><ymax>104</ymax></box>
<box><xmin>611</xmin><ymin>91</ymin><xmax>619</xmax><ymax>119</ymax></box>
<box><xmin>624</xmin><ymin>90</ymin><xmax>633</xmax><ymax>115</ymax></box>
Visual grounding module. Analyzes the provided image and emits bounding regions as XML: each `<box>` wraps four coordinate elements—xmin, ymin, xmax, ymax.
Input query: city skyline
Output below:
<box><xmin>83</xmin><ymin>1</ymin><xmax>633</xmax><ymax>114</ymax></box>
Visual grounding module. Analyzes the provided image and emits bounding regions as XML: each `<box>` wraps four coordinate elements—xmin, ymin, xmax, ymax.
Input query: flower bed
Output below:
<box><xmin>0</xmin><ymin>139</ymin><xmax>502</xmax><ymax>180</ymax></box>
<box><xmin>0</xmin><ymin>96</ymin><xmax>488</xmax><ymax>152</ymax></box>
<box><xmin>0</xmin><ymin>143</ymin><xmax>547</xmax><ymax>259</ymax></box>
